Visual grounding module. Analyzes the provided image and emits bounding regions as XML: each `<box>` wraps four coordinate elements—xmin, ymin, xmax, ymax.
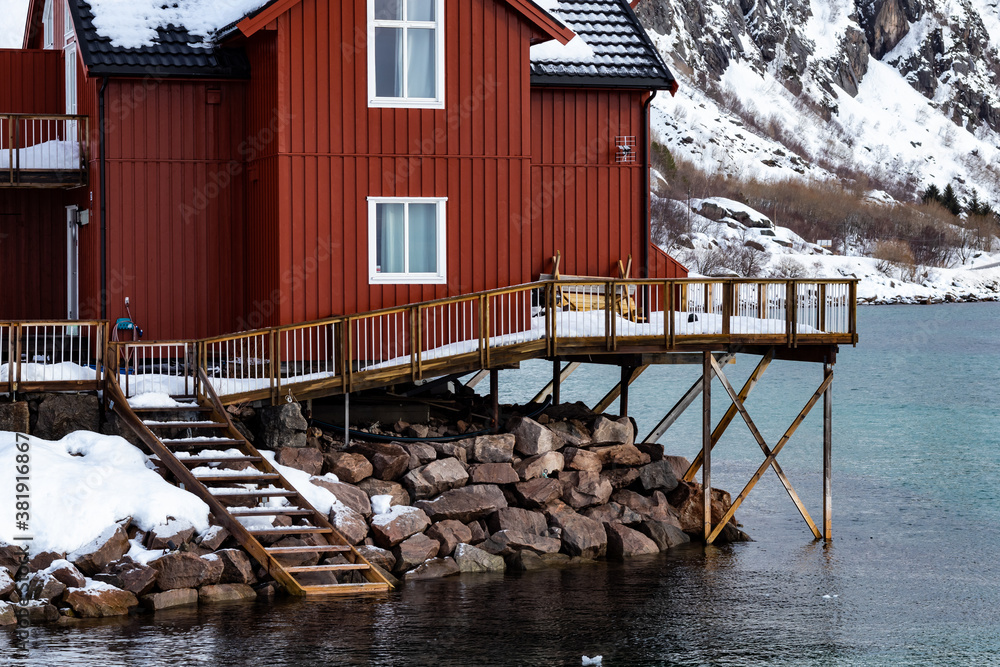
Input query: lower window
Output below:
<box><xmin>368</xmin><ymin>197</ymin><xmax>447</xmax><ymax>284</ymax></box>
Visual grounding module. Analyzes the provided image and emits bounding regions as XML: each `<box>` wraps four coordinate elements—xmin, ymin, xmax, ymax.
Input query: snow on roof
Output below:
<box><xmin>85</xmin><ymin>0</ymin><xmax>268</xmax><ymax>49</ymax></box>
<box><xmin>530</xmin><ymin>35</ymin><xmax>596</xmax><ymax>62</ymax></box>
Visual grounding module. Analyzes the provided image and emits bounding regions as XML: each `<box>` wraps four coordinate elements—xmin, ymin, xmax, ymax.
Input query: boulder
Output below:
<box><xmin>268</xmin><ymin>536</ymin><xmax>323</xmax><ymax>567</ymax></box>
<box><xmin>0</xmin><ymin>601</ymin><xmax>15</xmax><ymax>626</ymax></box>
<box><xmin>69</xmin><ymin>524</ymin><xmax>130</xmax><ymax>576</ymax></box>
<box><xmin>0</xmin><ymin>544</ymin><xmax>27</xmax><ymax>575</ymax></box>
<box><xmin>28</xmin><ymin>551</ymin><xmax>64</xmax><ymax>572</ymax></box>
<box><xmin>357</xmin><ymin>478</ymin><xmax>410</xmax><ymax>507</ymax></box>
<box><xmin>0</xmin><ymin>568</ymin><xmax>14</xmax><ymax>598</ymax></box>
<box><xmin>324</xmin><ymin>452</ymin><xmax>374</xmax><ymax>484</ymax></box>
<box><xmin>149</xmin><ymin>552</ymin><xmax>211</xmax><ymax>591</ymax></box>
<box><xmin>612</xmin><ymin>490</ymin><xmax>681</xmax><ymax>526</ymax></box>
<box><xmin>253</xmin><ymin>581</ymin><xmax>284</xmax><ymax>601</ymax></box>
<box><xmin>589</xmin><ymin>444</ymin><xmax>649</xmax><ymax>467</ymax></box>
<box><xmin>196</xmin><ymin>526</ymin><xmax>231</xmax><ymax>551</ymax></box>
<box><xmin>636</xmin><ymin>520</ymin><xmax>691</xmax><ymax>551</ymax></box>
<box><xmin>402</xmin><ymin>458</ymin><xmax>469</xmax><ymax>500</ymax></box>
<box><xmin>199</xmin><ymin>554</ymin><xmax>224</xmax><ymax>585</ymax></box>
<box><xmin>510</xmin><ymin>417</ymin><xmax>563</xmax><ymax>456</ymax></box>
<box><xmin>329</xmin><ymin>503</ymin><xmax>369</xmax><ymax>545</ymax></box>
<box><xmin>547</xmin><ymin>420</ymin><xmax>591</xmax><ymax>447</ymax></box>
<box><xmin>562</xmin><ymin>447</ymin><xmax>602</xmax><ymax>472</ymax></box>
<box><xmin>486</xmin><ymin>507</ymin><xmax>548</xmax><ymax>536</ymax></box>
<box><xmin>605</xmin><ymin>523</ymin><xmax>660</xmax><ymax>559</ymax></box>
<box><xmin>663</xmin><ymin>455</ymin><xmax>692</xmax><ymax>481</ymax></box>
<box><xmin>258</xmin><ymin>402</ymin><xmax>309</xmax><ymax>449</ymax></box>
<box><xmin>637</xmin><ymin>460</ymin><xmax>679</xmax><ymax>494</ymax></box>
<box><xmin>310</xmin><ymin>478</ymin><xmax>372</xmax><ymax>517</ymax></box>
<box><xmin>34</xmin><ymin>393</ymin><xmax>100</xmax><ymax>440</ymax></box>
<box><xmin>515</xmin><ymin>451</ymin><xmax>565</xmax><ymax>481</ymax></box>
<box><xmin>453</xmin><ymin>543</ymin><xmax>505</xmax><ymax>573</ymax></box>
<box><xmin>147</xmin><ymin>519</ymin><xmax>196</xmax><ymax>550</ymax></box>
<box><xmin>0</xmin><ymin>401</ymin><xmax>29</xmax><ymax>434</ymax></box>
<box><xmin>355</xmin><ymin>545</ymin><xmax>396</xmax><ymax>572</ymax></box>
<box><xmin>466</xmin><ymin>520</ymin><xmax>488</xmax><ymax>544</ymax></box>
<box><xmin>547</xmin><ymin>511</ymin><xmax>607</xmax><ymax>559</ymax></box>
<box><xmin>93</xmin><ymin>560</ymin><xmax>158</xmax><ymax>596</ymax></box>
<box><xmin>10</xmin><ymin>601</ymin><xmax>59</xmax><ymax>624</ymax></box>
<box><xmin>428</xmin><ymin>441</ymin><xmax>470</xmax><ymax>464</ymax></box>
<box><xmin>370</xmin><ymin>506</ymin><xmax>432</xmax><ymax>548</ymax></box>
<box><xmin>467</xmin><ymin>462</ymin><xmax>520</xmax><ymax>485</ymax></box>
<box><xmin>141</xmin><ymin>588</ymin><xmax>199</xmax><ymax>611</ymax></box>
<box><xmin>44</xmin><ymin>560</ymin><xmax>86</xmax><ymax>589</ymax></box>
<box><xmin>635</xmin><ymin>442</ymin><xmax>664</xmax><ymax>463</ymax></box>
<box><xmin>714</xmin><ymin>523</ymin><xmax>753</xmax><ymax>544</ymax></box>
<box><xmin>400</xmin><ymin>443</ymin><xmax>438</xmax><ymax>470</ymax></box>
<box><xmin>26</xmin><ymin>573</ymin><xmax>66</xmax><ymax>602</ymax></box>
<box><xmin>666</xmin><ymin>481</ymin><xmax>732</xmax><ymax>534</ymax></box>
<box><xmin>559</xmin><ymin>471</ymin><xmax>613</xmax><ymax>509</ymax></box>
<box><xmin>405</xmin><ymin>557</ymin><xmax>460</xmax><ymax>580</ymax></box>
<box><xmin>600</xmin><ymin>467</ymin><xmax>641</xmax><ymax>490</ymax></box>
<box><xmin>590</xmin><ymin>416</ymin><xmax>633</xmax><ymax>445</ymax></box>
<box><xmin>64</xmin><ymin>584</ymin><xmax>138</xmax><ymax>618</ymax></box>
<box><xmin>392</xmin><ymin>533</ymin><xmax>440</xmax><ymax>572</ymax></box>
<box><xmin>507</xmin><ymin>551</ymin><xmax>572</xmax><ymax>571</ymax></box>
<box><xmin>198</xmin><ymin>583</ymin><xmax>257</xmax><ymax>603</ymax></box>
<box><xmin>583</xmin><ymin>502</ymin><xmax>643</xmax><ymax>527</ymax></box>
<box><xmin>469</xmin><ymin>434</ymin><xmax>516</xmax><ymax>463</ymax></box>
<box><xmin>479</xmin><ymin>530</ymin><xmax>562</xmax><ymax>557</ymax></box>
<box><xmin>425</xmin><ymin>520</ymin><xmax>473</xmax><ymax>557</ymax></box>
<box><xmin>415</xmin><ymin>484</ymin><xmax>507</xmax><ymax>522</ymax></box>
<box><xmin>512</xmin><ymin>478</ymin><xmax>564</xmax><ymax>509</ymax></box>
<box><xmin>349</xmin><ymin>442</ymin><xmax>410</xmax><ymax>481</ymax></box>
<box><xmin>276</xmin><ymin>447</ymin><xmax>324</xmax><ymax>475</ymax></box>
<box><xmin>215</xmin><ymin>549</ymin><xmax>256</xmax><ymax>585</ymax></box>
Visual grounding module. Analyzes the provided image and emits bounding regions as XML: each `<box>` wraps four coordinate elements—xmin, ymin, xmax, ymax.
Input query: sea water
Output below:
<box><xmin>5</xmin><ymin>304</ymin><xmax>999</xmax><ymax>665</ymax></box>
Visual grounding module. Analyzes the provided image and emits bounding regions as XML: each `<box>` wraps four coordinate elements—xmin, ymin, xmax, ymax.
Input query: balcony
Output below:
<box><xmin>0</xmin><ymin>114</ymin><xmax>88</xmax><ymax>188</ymax></box>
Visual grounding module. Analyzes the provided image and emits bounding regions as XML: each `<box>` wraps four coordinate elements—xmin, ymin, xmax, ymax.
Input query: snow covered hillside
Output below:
<box><xmin>639</xmin><ymin>0</ymin><xmax>1000</xmax><ymax>203</ymax></box>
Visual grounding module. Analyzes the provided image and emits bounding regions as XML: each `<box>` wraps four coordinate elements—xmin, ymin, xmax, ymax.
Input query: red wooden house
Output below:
<box><xmin>1</xmin><ymin>0</ymin><xmax>684</xmax><ymax>340</ymax></box>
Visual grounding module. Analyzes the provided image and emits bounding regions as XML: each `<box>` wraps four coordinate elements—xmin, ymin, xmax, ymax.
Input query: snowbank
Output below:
<box><xmin>0</xmin><ymin>431</ymin><xmax>210</xmax><ymax>554</ymax></box>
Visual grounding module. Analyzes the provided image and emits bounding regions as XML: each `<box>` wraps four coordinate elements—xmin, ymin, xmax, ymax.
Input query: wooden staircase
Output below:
<box><xmin>106</xmin><ymin>371</ymin><xmax>391</xmax><ymax>597</ymax></box>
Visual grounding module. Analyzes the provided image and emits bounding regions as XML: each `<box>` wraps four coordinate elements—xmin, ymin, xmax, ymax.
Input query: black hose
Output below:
<box><xmin>311</xmin><ymin>395</ymin><xmax>553</xmax><ymax>443</ymax></box>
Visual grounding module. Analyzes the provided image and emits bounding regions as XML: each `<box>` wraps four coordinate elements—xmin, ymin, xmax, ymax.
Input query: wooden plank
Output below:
<box><xmin>265</xmin><ymin>545</ymin><xmax>352</xmax><ymax>555</ymax></box>
<box><xmin>702</xmin><ymin>351</ymin><xmax>712</xmax><ymax>543</ymax></box>
<box><xmin>195</xmin><ymin>474</ymin><xmax>281</xmax><ymax>484</ymax></box>
<box><xmin>823</xmin><ymin>362</ymin><xmax>833</xmax><ymax>540</ymax></box>
<box><xmin>285</xmin><ymin>563</ymin><xmax>370</xmax><ymax>573</ymax></box>
<box><xmin>300</xmin><ymin>583</ymin><xmax>390</xmax><ymax>595</ymax></box>
<box><xmin>247</xmin><ymin>527</ymin><xmax>333</xmax><ymax>536</ymax></box>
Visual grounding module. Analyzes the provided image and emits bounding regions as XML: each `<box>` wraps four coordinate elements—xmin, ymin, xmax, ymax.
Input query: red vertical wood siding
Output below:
<box><xmin>0</xmin><ymin>190</ymin><xmax>68</xmax><ymax>319</ymax></box>
<box><xmin>0</xmin><ymin>49</ymin><xmax>63</xmax><ymax>113</ymax></box>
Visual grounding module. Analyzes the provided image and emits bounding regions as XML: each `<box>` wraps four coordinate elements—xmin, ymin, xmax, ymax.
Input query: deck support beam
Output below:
<box><xmin>490</xmin><ymin>369</ymin><xmax>500</xmax><ymax>432</ymax></box>
<box><xmin>823</xmin><ymin>361</ymin><xmax>833</xmax><ymax>540</ymax></box>
<box><xmin>343</xmin><ymin>391</ymin><xmax>350</xmax><ymax>449</ymax></box>
<box><xmin>530</xmin><ymin>361</ymin><xmax>580</xmax><ymax>404</ymax></box>
<box><xmin>592</xmin><ymin>364</ymin><xmax>648</xmax><ymax>415</ymax></box>
<box><xmin>702</xmin><ymin>351</ymin><xmax>712</xmax><ymax>543</ymax></box>
<box><xmin>464</xmin><ymin>369</ymin><xmax>490</xmax><ymax>389</ymax></box>
<box><xmin>642</xmin><ymin>353</ymin><xmax>736</xmax><ymax>445</ymax></box>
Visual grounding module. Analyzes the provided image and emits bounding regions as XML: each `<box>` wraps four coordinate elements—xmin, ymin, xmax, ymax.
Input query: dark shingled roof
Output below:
<box><xmin>529</xmin><ymin>0</ymin><xmax>675</xmax><ymax>89</ymax></box>
<box><xmin>71</xmin><ymin>1</ymin><xmax>250</xmax><ymax>79</ymax></box>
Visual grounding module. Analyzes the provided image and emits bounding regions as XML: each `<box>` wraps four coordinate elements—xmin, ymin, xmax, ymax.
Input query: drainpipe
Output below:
<box><xmin>99</xmin><ymin>76</ymin><xmax>108</xmax><ymax>320</ymax></box>
<box><xmin>641</xmin><ymin>90</ymin><xmax>657</xmax><ymax>279</ymax></box>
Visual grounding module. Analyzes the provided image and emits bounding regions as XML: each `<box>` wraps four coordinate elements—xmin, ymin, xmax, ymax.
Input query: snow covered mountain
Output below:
<box><xmin>638</xmin><ymin>0</ymin><xmax>1000</xmax><ymax>204</ymax></box>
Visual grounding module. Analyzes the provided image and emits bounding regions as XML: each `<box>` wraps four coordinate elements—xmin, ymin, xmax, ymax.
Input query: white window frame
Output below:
<box><xmin>65</xmin><ymin>42</ymin><xmax>77</xmax><ymax>115</ymax></box>
<box><xmin>368</xmin><ymin>197</ymin><xmax>447</xmax><ymax>285</ymax></box>
<box><xmin>367</xmin><ymin>0</ymin><xmax>445</xmax><ymax>109</ymax></box>
<box><xmin>65</xmin><ymin>0</ymin><xmax>74</xmax><ymax>41</ymax></box>
<box><xmin>43</xmin><ymin>0</ymin><xmax>54</xmax><ymax>49</ymax></box>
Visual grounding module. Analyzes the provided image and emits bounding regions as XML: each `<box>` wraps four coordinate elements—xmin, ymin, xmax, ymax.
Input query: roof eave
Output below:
<box><xmin>530</xmin><ymin>74</ymin><xmax>677</xmax><ymax>91</ymax></box>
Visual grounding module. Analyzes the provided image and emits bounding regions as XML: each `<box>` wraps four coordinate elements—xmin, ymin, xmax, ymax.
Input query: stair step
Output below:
<box><xmin>229</xmin><ymin>507</ymin><xmax>314</xmax><ymax>517</ymax></box>
<box><xmin>175</xmin><ymin>456</ymin><xmax>263</xmax><ymax>465</ymax></box>
<box><xmin>195</xmin><ymin>473</ymin><xmax>281</xmax><ymax>483</ymax></box>
<box><xmin>300</xmin><ymin>583</ymin><xmax>390</xmax><ymax>595</ymax></box>
<box><xmin>286</xmin><ymin>563</ymin><xmax>370</xmax><ymax>573</ymax></box>
<box><xmin>145</xmin><ymin>421</ymin><xmax>228</xmax><ymax>429</ymax></box>
<box><xmin>265</xmin><ymin>545</ymin><xmax>352</xmax><ymax>555</ymax></box>
<box><xmin>161</xmin><ymin>438</ymin><xmax>244</xmax><ymax>449</ymax></box>
<box><xmin>132</xmin><ymin>406</ymin><xmax>213</xmax><ymax>414</ymax></box>
<box><xmin>210</xmin><ymin>489</ymin><xmax>298</xmax><ymax>498</ymax></box>
<box><xmin>248</xmin><ymin>527</ymin><xmax>333</xmax><ymax>536</ymax></box>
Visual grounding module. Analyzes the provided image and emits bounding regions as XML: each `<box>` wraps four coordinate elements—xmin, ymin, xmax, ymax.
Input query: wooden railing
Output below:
<box><xmin>1</xmin><ymin>114</ymin><xmax>89</xmax><ymax>187</ymax></box>
<box><xmin>0</xmin><ymin>321</ymin><xmax>106</xmax><ymax>393</ymax></box>
<box><xmin>2</xmin><ymin>279</ymin><xmax>858</xmax><ymax>402</ymax></box>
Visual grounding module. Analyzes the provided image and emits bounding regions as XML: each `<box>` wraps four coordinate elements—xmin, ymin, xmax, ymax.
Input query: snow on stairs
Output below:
<box><xmin>106</xmin><ymin>372</ymin><xmax>391</xmax><ymax>597</ymax></box>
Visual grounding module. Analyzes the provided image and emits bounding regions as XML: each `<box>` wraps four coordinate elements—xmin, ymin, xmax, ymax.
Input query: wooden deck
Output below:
<box><xmin>0</xmin><ymin>114</ymin><xmax>89</xmax><ymax>189</ymax></box>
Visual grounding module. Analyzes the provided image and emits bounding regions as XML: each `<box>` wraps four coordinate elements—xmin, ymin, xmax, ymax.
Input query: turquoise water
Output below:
<box><xmin>4</xmin><ymin>304</ymin><xmax>999</xmax><ymax>665</ymax></box>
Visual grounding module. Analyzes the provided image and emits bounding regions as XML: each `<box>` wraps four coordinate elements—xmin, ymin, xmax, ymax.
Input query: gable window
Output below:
<box><xmin>367</xmin><ymin>0</ymin><xmax>445</xmax><ymax>109</ymax></box>
<box><xmin>368</xmin><ymin>197</ymin><xmax>447</xmax><ymax>284</ymax></box>
<box><xmin>43</xmin><ymin>0</ymin><xmax>54</xmax><ymax>49</ymax></box>
<box><xmin>65</xmin><ymin>0</ymin><xmax>74</xmax><ymax>40</ymax></box>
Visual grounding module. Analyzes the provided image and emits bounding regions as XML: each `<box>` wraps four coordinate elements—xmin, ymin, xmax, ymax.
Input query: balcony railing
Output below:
<box><xmin>0</xmin><ymin>114</ymin><xmax>88</xmax><ymax>188</ymax></box>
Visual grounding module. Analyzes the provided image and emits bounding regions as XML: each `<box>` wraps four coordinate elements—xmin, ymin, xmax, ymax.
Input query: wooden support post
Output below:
<box><xmin>592</xmin><ymin>364</ymin><xmax>649</xmax><ymax>415</ymax></box>
<box><xmin>823</xmin><ymin>361</ymin><xmax>833</xmax><ymax>540</ymax></box>
<box><xmin>465</xmin><ymin>369</ymin><xmax>490</xmax><ymax>389</ymax></box>
<box><xmin>620</xmin><ymin>365</ymin><xmax>631</xmax><ymax>417</ymax></box>
<box><xmin>490</xmin><ymin>369</ymin><xmax>500</xmax><ymax>432</ymax></box>
<box><xmin>344</xmin><ymin>391</ymin><xmax>350</xmax><ymax>450</ymax></box>
<box><xmin>530</xmin><ymin>361</ymin><xmax>580</xmax><ymax>404</ymax></box>
<box><xmin>702</xmin><ymin>351</ymin><xmax>712</xmax><ymax>543</ymax></box>
<box><xmin>552</xmin><ymin>360</ymin><xmax>561</xmax><ymax>406</ymax></box>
